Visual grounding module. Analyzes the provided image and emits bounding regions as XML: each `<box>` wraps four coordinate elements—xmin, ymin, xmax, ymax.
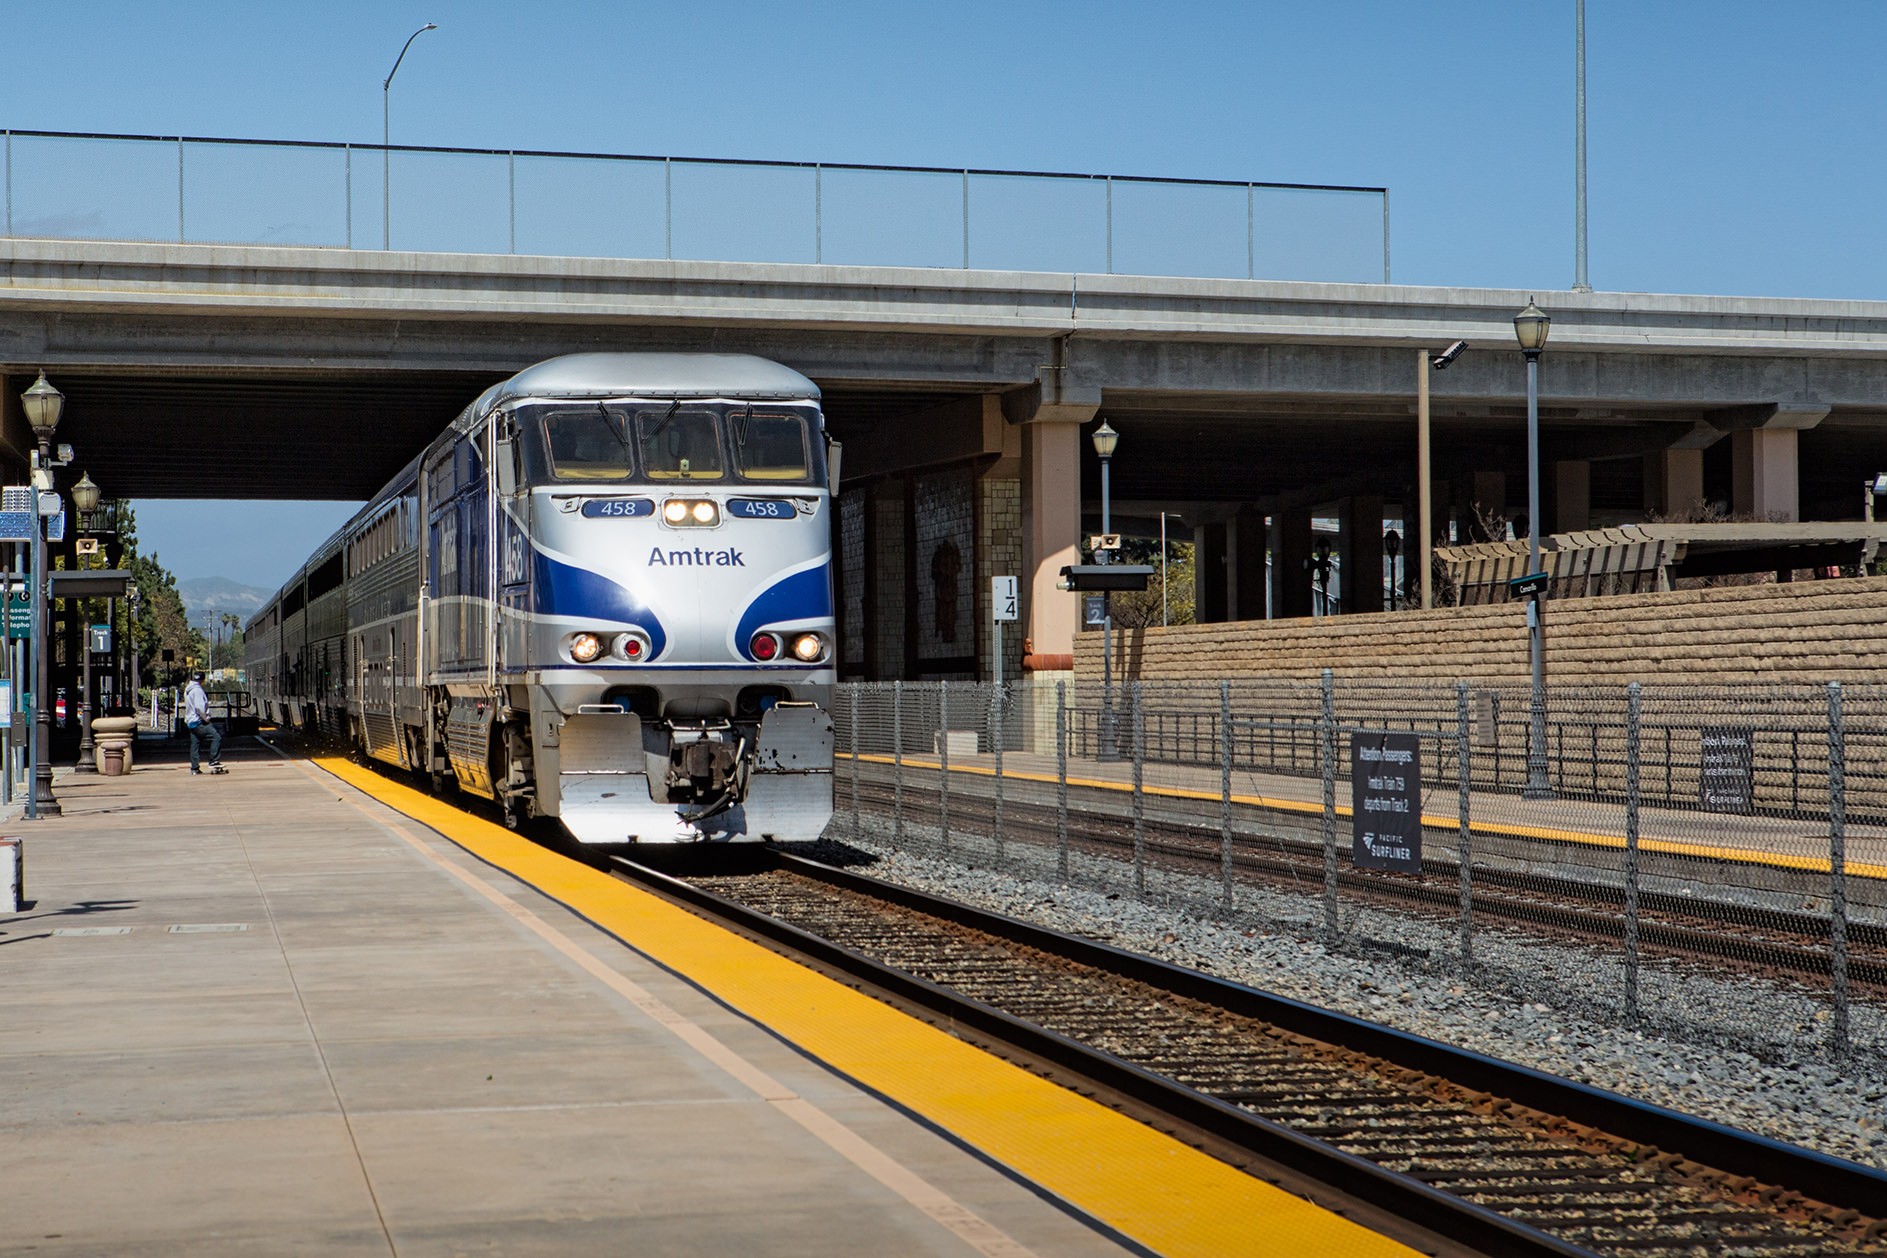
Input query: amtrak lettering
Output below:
<box><xmin>648</xmin><ymin>546</ymin><xmax>746</xmax><ymax>567</ymax></box>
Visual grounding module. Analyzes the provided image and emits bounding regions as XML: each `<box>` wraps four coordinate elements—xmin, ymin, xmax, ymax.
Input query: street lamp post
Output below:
<box><xmin>1514</xmin><ymin>299</ymin><xmax>1554</xmax><ymax>799</ymax></box>
<box><xmin>383</xmin><ymin>22</ymin><xmax>439</xmax><ymax>251</ymax></box>
<box><xmin>1159</xmin><ymin>510</ymin><xmax>1170</xmax><ymax>627</ymax></box>
<box><xmin>1418</xmin><ymin>339</ymin><xmax>1468</xmax><ymax>608</ymax></box>
<box><xmin>1383</xmin><ymin>528</ymin><xmax>1401</xmax><ymax>610</ymax></box>
<box><xmin>1093</xmin><ymin>420</ymin><xmax>1119</xmax><ymax>760</ymax></box>
<box><xmin>70</xmin><ymin>473</ymin><xmax>100</xmax><ymax>773</ymax></box>
<box><xmin>127</xmin><ymin>585</ymin><xmax>142</xmax><ymax>728</ymax></box>
<box><xmin>20</xmin><ymin>372</ymin><xmax>63</xmax><ymax>817</ymax></box>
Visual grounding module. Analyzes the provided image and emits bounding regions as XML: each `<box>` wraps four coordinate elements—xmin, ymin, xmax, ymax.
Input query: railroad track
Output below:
<box><xmin>843</xmin><ymin>774</ymin><xmax>1887</xmax><ymax>992</ymax></box>
<box><xmin>615</xmin><ymin>853</ymin><xmax>1887</xmax><ymax>1258</ymax></box>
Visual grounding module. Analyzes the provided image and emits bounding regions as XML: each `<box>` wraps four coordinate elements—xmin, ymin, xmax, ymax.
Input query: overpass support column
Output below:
<box><xmin>1339</xmin><ymin>497</ymin><xmax>1384</xmax><ymax>614</ymax></box>
<box><xmin>1195</xmin><ymin>521</ymin><xmax>1228</xmax><ymax>623</ymax></box>
<box><xmin>1644</xmin><ymin>448</ymin><xmax>1704</xmax><ymax>519</ymax></box>
<box><xmin>1732</xmin><ymin>429</ymin><xmax>1799</xmax><ymax>522</ymax></box>
<box><xmin>1233</xmin><ymin>508</ymin><xmax>1268</xmax><ymax>621</ymax></box>
<box><xmin>1006</xmin><ymin>383</ymin><xmax>1100</xmax><ymax>664</ymax></box>
<box><xmin>1271</xmin><ymin>510</ymin><xmax>1313</xmax><ymax>619</ymax></box>
<box><xmin>1554</xmin><ymin>461</ymin><xmax>1591</xmax><ymax>532</ymax></box>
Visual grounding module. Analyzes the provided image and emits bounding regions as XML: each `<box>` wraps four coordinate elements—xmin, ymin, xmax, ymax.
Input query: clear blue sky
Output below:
<box><xmin>10</xmin><ymin>0</ymin><xmax>1885</xmax><ymax>586</ymax></box>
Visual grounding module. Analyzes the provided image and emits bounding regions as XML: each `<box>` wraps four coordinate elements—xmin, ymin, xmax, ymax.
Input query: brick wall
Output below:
<box><xmin>1074</xmin><ymin>576</ymin><xmax>1887</xmax><ymax>686</ymax></box>
<box><xmin>977</xmin><ymin>475</ymin><xmax>1023</xmax><ymax>681</ymax></box>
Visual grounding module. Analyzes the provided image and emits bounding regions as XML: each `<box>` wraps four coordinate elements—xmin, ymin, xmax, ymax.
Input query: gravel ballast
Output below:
<box><xmin>810</xmin><ymin>829</ymin><xmax>1887</xmax><ymax>1174</ymax></box>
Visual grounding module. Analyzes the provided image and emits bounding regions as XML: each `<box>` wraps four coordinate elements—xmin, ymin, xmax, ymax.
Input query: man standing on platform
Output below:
<box><xmin>183</xmin><ymin>671</ymin><xmax>224</xmax><ymax>775</ymax></box>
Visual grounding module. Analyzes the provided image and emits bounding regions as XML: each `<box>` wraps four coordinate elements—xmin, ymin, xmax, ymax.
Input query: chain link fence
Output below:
<box><xmin>831</xmin><ymin>675</ymin><xmax>1887</xmax><ymax>1070</ymax></box>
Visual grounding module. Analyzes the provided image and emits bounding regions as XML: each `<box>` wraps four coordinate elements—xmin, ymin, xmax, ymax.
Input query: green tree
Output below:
<box><xmin>116</xmin><ymin>507</ymin><xmax>199</xmax><ymax>684</ymax></box>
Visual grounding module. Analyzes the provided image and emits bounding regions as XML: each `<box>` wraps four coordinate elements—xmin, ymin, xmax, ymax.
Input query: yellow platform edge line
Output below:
<box><xmin>314</xmin><ymin>757</ymin><xmax>1417</xmax><ymax>1258</ymax></box>
<box><xmin>844</xmin><ymin>753</ymin><xmax>1887</xmax><ymax>881</ymax></box>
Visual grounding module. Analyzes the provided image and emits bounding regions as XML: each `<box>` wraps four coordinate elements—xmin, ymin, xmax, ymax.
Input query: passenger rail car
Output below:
<box><xmin>246</xmin><ymin>353</ymin><xmax>838</xmax><ymax>842</ymax></box>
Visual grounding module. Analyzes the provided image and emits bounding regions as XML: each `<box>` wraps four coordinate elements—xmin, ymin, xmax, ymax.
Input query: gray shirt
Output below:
<box><xmin>183</xmin><ymin>681</ymin><xmax>210</xmax><ymax>726</ymax></box>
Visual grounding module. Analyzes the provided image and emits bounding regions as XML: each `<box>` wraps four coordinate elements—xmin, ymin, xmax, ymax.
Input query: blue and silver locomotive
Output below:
<box><xmin>246</xmin><ymin>353</ymin><xmax>837</xmax><ymax>842</ymax></box>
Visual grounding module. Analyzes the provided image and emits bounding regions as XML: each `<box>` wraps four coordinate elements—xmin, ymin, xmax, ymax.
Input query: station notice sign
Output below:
<box><xmin>3</xmin><ymin>590</ymin><xmax>30</xmax><ymax>641</ymax></box>
<box><xmin>1700</xmin><ymin>726</ymin><xmax>1754</xmax><ymax>815</ymax></box>
<box><xmin>1352</xmin><ymin>731</ymin><xmax>1422</xmax><ymax>873</ymax></box>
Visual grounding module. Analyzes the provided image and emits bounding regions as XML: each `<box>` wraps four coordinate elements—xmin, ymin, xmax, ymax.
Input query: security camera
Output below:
<box><xmin>1430</xmin><ymin>340</ymin><xmax>1469</xmax><ymax>370</ymax></box>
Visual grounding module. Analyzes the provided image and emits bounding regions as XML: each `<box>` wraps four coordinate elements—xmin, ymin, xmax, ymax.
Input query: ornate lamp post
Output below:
<box><xmin>1514</xmin><ymin>299</ymin><xmax>1555</xmax><ymax>799</ymax></box>
<box><xmin>69</xmin><ymin>473</ymin><xmax>101</xmax><ymax>773</ymax></box>
<box><xmin>1092</xmin><ymin>420</ymin><xmax>1119</xmax><ymax>760</ymax></box>
<box><xmin>20</xmin><ymin>372</ymin><xmax>63</xmax><ymax>816</ymax></box>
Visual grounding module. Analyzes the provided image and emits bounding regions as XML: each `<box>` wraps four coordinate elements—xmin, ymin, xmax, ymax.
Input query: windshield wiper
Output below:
<box><xmin>733</xmin><ymin>402</ymin><xmax>753</xmax><ymax>448</ymax></box>
<box><xmin>597</xmin><ymin>402</ymin><xmax>632</xmax><ymax>454</ymax></box>
<box><xmin>646</xmin><ymin>399</ymin><xmax>682</xmax><ymax>440</ymax></box>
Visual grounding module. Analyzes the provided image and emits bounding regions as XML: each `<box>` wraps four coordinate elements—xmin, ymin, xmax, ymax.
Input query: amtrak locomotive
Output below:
<box><xmin>245</xmin><ymin>353</ymin><xmax>837</xmax><ymax>842</ymax></box>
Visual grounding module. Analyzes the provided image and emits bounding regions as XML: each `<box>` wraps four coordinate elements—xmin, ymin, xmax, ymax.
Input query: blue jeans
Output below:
<box><xmin>188</xmin><ymin>720</ymin><xmax>222</xmax><ymax>770</ymax></box>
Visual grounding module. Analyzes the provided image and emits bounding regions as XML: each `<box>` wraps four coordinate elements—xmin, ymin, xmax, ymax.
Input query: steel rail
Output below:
<box><xmin>755</xmin><ymin>851</ymin><xmax>1887</xmax><ymax>1217</ymax></box>
<box><xmin>614</xmin><ymin>853</ymin><xmax>1598</xmax><ymax>1258</ymax></box>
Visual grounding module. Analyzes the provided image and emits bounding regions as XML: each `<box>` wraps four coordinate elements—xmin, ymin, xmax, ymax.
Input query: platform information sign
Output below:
<box><xmin>3</xmin><ymin>591</ymin><xmax>30</xmax><ymax>641</ymax></box>
<box><xmin>991</xmin><ymin>576</ymin><xmax>1018</xmax><ymax>622</ymax></box>
<box><xmin>1351</xmin><ymin>730</ymin><xmax>1423</xmax><ymax>873</ymax></box>
<box><xmin>1700</xmin><ymin>726</ymin><xmax>1754</xmax><ymax>815</ymax></box>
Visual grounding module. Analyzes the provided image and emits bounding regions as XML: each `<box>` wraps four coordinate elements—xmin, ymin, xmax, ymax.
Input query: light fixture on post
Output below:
<box><xmin>1513</xmin><ymin>299</ymin><xmax>1554</xmax><ymax>799</ymax></box>
<box><xmin>383</xmin><ymin>22</ymin><xmax>439</xmax><ymax>251</ymax></box>
<box><xmin>19</xmin><ymin>371</ymin><xmax>63</xmax><ymax>816</ymax></box>
<box><xmin>69</xmin><ymin>473</ymin><xmax>102</xmax><ymax>774</ymax></box>
<box><xmin>70</xmin><ymin>473</ymin><xmax>99</xmax><ymax>528</ymax></box>
<box><xmin>1092</xmin><ymin>419</ymin><xmax>1119</xmax><ymax>761</ymax></box>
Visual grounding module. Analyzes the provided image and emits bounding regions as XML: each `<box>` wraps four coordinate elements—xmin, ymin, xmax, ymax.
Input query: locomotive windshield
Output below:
<box><xmin>731</xmin><ymin>411</ymin><xmax>811</xmax><ymax>480</ymax></box>
<box><xmin>543</xmin><ymin>408</ymin><xmax>636</xmax><ymax>481</ymax></box>
<box><xmin>519</xmin><ymin>400</ymin><xmax>825</xmax><ymax>487</ymax></box>
<box><xmin>638</xmin><ymin>408</ymin><xmax>724</xmax><ymax>480</ymax></box>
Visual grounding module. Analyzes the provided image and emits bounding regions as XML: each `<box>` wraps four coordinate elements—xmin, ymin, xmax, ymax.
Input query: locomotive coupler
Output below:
<box><xmin>667</xmin><ymin>722</ymin><xmax>741</xmax><ymax>802</ymax></box>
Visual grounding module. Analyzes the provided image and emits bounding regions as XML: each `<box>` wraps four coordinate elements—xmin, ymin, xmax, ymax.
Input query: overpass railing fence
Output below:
<box><xmin>0</xmin><ymin>129</ymin><xmax>1390</xmax><ymax>283</ymax></box>
<box><xmin>831</xmin><ymin>676</ymin><xmax>1885</xmax><ymax>1071</ymax></box>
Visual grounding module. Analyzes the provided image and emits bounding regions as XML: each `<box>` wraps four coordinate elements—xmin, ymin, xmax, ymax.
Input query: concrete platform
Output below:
<box><xmin>0</xmin><ymin>738</ymin><xmax>1146</xmax><ymax>1257</ymax></box>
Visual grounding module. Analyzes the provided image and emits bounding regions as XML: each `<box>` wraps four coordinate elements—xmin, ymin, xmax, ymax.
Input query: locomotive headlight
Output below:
<box><xmin>791</xmin><ymin>632</ymin><xmax>826</xmax><ymax>663</ymax></box>
<box><xmin>662</xmin><ymin>498</ymin><xmax>720</xmax><ymax>527</ymax></box>
<box><xmin>568</xmin><ymin>632</ymin><xmax>604</xmax><ymax>663</ymax></box>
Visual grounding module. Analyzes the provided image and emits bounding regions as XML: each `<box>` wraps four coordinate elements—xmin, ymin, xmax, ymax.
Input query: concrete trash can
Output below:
<box><xmin>101</xmin><ymin>745</ymin><xmax>127</xmax><ymax>776</ymax></box>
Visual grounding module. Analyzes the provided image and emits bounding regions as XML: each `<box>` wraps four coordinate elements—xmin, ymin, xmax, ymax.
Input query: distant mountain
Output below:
<box><xmin>177</xmin><ymin>576</ymin><xmax>271</xmax><ymax>630</ymax></box>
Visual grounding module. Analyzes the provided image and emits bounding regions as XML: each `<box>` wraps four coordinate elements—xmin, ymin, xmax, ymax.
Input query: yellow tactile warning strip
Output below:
<box><xmin>849</xmin><ymin>752</ymin><xmax>1887</xmax><ymax>882</ymax></box>
<box><xmin>311</xmin><ymin>756</ymin><xmax>1419</xmax><ymax>1258</ymax></box>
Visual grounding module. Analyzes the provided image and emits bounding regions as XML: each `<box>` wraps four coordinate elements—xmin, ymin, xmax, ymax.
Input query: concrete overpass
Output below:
<box><xmin>7</xmin><ymin>236</ymin><xmax>1887</xmax><ymax>678</ymax></box>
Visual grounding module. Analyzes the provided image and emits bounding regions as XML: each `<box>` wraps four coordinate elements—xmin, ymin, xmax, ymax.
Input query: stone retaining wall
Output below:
<box><xmin>1072</xmin><ymin>576</ymin><xmax>1887</xmax><ymax>686</ymax></box>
